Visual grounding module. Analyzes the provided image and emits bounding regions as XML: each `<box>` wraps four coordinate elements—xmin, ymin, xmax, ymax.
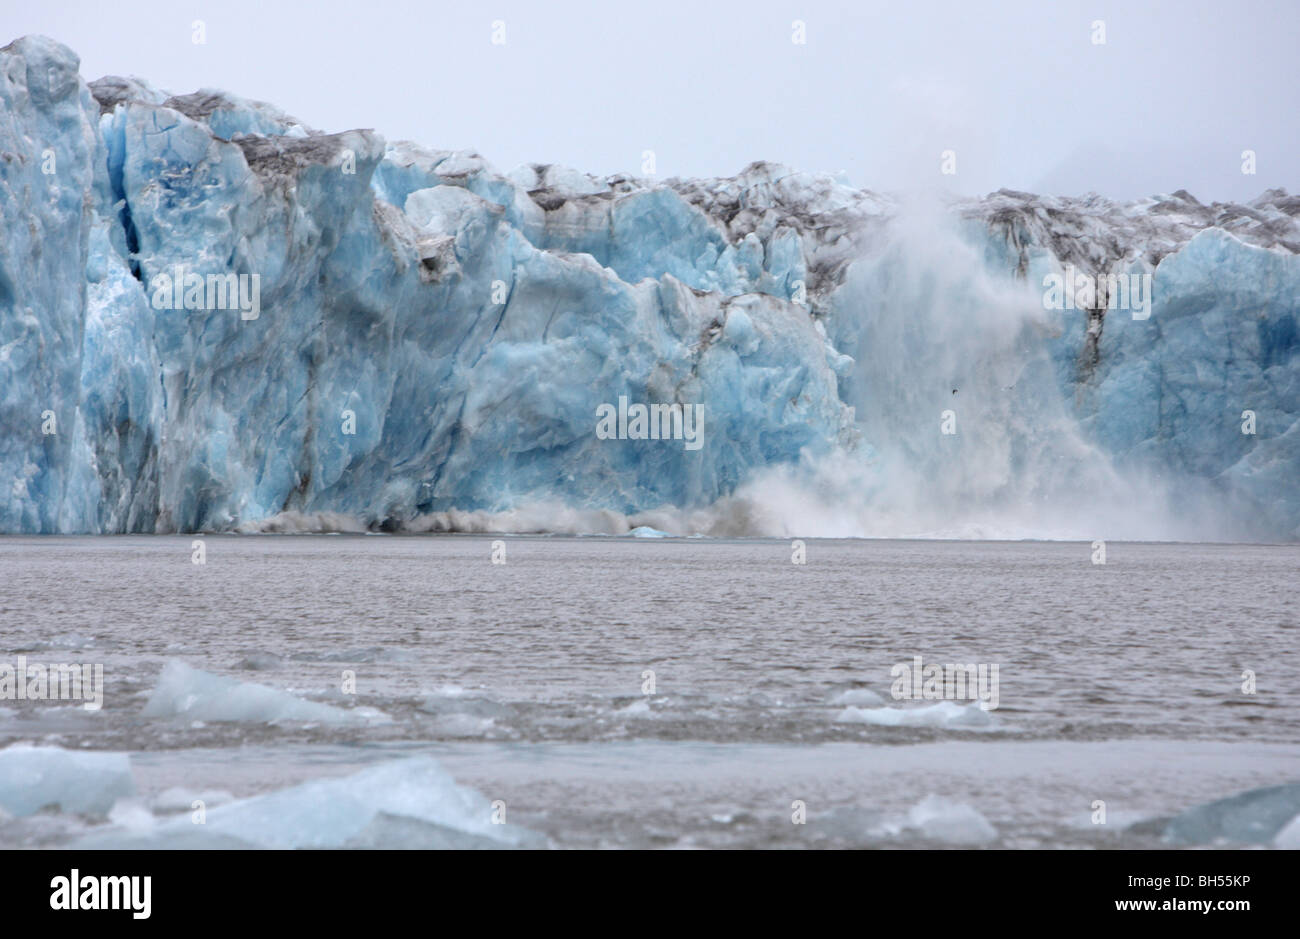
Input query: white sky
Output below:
<box><xmin>5</xmin><ymin>0</ymin><xmax>1297</xmax><ymax>201</ymax></box>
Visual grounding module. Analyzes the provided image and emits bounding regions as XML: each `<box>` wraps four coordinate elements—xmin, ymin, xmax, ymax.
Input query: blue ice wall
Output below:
<box><xmin>0</xmin><ymin>37</ymin><xmax>1295</xmax><ymax>537</ymax></box>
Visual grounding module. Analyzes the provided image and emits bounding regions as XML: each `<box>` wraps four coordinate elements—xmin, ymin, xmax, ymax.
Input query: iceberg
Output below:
<box><xmin>142</xmin><ymin>660</ymin><xmax>386</xmax><ymax>724</ymax></box>
<box><xmin>903</xmin><ymin>794</ymin><xmax>999</xmax><ymax>845</ymax></box>
<box><xmin>1159</xmin><ymin>782</ymin><xmax>1300</xmax><ymax>846</ymax></box>
<box><xmin>1275</xmin><ymin>813</ymin><xmax>1300</xmax><ymax>849</ymax></box>
<box><xmin>417</xmin><ymin>690</ymin><xmax>506</xmax><ymax>738</ymax></box>
<box><xmin>0</xmin><ymin>744</ymin><xmax>134</xmax><ymax>817</ymax></box>
<box><xmin>74</xmin><ymin>756</ymin><xmax>544</xmax><ymax>849</ymax></box>
<box><xmin>834</xmin><ymin>700</ymin><xmax>996</xmax><ymax>728</ymax></box>
<box><xmin>1</xmin><ymin>35</ymin><xmax>1297</xmax><ymax>539</ymax></box>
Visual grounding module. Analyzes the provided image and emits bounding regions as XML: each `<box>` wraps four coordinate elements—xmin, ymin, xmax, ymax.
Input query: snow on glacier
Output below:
<box><xmin>1</xmin><ymin>34</ymin><xmax>1297</xmax><ymax>538</ymax></box>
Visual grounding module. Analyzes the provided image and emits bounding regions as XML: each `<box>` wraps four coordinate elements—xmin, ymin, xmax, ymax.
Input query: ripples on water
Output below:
<box><xmin>0</xmin><ymin>536</ymin><xmax>1296</xmax><ymax>848</ymax></box>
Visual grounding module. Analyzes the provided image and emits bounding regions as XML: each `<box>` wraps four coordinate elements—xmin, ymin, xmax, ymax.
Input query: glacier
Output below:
<box><xmin>2</xmin><ymin>35</ymin><xmax>1297</xmax><ymax>539</ymax></box>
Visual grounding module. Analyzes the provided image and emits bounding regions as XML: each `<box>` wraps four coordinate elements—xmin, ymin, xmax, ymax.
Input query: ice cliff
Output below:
<box><xmin>2</xmin><ymin>35</ymin><xmax>1297</xmax><ymax>538</ymax></box>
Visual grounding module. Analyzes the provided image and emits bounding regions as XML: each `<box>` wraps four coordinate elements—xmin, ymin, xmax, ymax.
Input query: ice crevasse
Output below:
<box><xmin>1</xmin><ymin>35</ymin><xmax>1297</xmax><ymax>539</ymax></box>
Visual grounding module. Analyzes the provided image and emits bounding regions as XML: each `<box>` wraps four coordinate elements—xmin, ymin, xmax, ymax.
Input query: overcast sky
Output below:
<box><xmin>6</xmin><ymin>0</ymin><xmax>1297</xmax><ymax>201</ymax></box>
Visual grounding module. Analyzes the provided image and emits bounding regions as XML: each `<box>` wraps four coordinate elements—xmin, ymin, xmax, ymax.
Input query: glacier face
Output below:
<box><xmin>1</xmin><ymin>35</ymin><xmax>1297</xmax><ymax>539</ymax></box>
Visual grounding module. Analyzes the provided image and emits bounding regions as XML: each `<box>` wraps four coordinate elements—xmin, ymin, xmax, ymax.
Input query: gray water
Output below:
<box><xmin>1</xmin><ymin>536</ymin><xmax>1297</xmax><ymax>848</ymax></box>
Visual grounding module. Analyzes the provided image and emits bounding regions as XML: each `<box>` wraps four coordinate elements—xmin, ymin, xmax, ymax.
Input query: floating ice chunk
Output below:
<box><xmin>418</xmin><ymin>691</ymin><xmax>504</xmax><ymax>737</ymax></box>
<box><xmin>107</xmin><ymin>797</ymin><xmax>157</xmax><ymax>833</ymax></box>
<box><xmin>1275</xmin><ymin>814</ymin><xmax>1300</xmax><ymax>849</ymax></box>
<box><xmin>0</xmin><ymin>744</ymin><xmax>134</xmax><ymax>817</ymax></box>
<box><xmin>835</xmin><ymin>700</ymin><xmax>995</xmax><ymax>728</ymax></box>
<box><xmin>628</xmin><ymin>526</ymin><xmax>671</xmax><ymax>538</ymax></box>
<box><xmin>827</xmin><ymin>688</ymin><xmax>886</xmax><ymax>707</ymax></box>
<box><xmin>80</xmin><ymin>757</ymin><xmax>544</xmax><ymax>849</ymax></box>
<box><xmin>142</xmin><ymin>661</ymin><xmax>385</xmax><ymax>724</ymax></box>
<box><xmin>904</xmin><ymin>795</ymin><xmax>998</xmax><ymax>845</ymax></box>
<box><xmin>1161</xmin><ymin>782</ymin><xmax>1300</xmax><ymax>846</ymax></box>
<box><xmin>419</xmin><ymin>691</ymin><xmax>506</xmax><ymax>718</ymax></box>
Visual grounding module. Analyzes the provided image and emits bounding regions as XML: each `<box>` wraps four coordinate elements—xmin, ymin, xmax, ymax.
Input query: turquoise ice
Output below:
<box><xmin>1</xmin><ymin>36</ymin><xmax>1296</xmax><ymax>537</ymax></box>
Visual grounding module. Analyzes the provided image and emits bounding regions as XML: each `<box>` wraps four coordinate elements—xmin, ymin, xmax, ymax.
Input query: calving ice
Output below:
<box><xmin>595</xmin><ymin>396</ymin><xmax>704</xmax><ymax>451</ymax></box>
<box><xmin>50</xmin><ymin>870</ymin><xmax>151</xmax><ymax>919</ymax></box>
<box><xmin>1042</xmin><ymin>264</ymin><xmax>1153</xmax><ymax>319</ymax></box>
<box><xmin>891</xmin><ymin>655</ymin><xmax>999</xmax><ymax>711</ymax></box>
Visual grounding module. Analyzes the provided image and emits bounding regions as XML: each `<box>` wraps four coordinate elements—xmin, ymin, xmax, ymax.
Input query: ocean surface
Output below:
<box><xmin>1</xmin><ymin>535</ymin><xmax>1296</xmax><ymax>848</ymax></box>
